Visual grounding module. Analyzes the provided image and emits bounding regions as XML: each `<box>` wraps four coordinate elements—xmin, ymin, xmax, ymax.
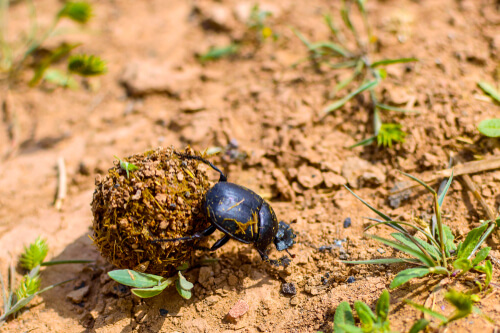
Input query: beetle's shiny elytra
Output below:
<box><xmin>152</xmin><ymin>153</ymin><xmax>295</xmax><ymax>267</ymax></box>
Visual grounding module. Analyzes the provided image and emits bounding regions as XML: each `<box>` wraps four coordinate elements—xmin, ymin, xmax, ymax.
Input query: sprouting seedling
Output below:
<box><xmin>247</xmin><ymin>5</ymin><xmax>277</xmax><ymax>42</ymax></box>
<box><xmin>198</xmin><ymin>44</ymin><xmax>239</xmax><ymax>62</ymax></box>
<box><xmin>293</xmin><ymin>0</ymin><xmax>418</xmax><ymax>148</ymax></box>
<box><xmin>343</xmin><ymin>171</ymin><xmax>496</xmax><ymax>289</ymax></box>
<box><xmin>406</xmin><ymin>289</ymin><xmax>493</xmax><ymax>330</ymax></box>
<box><xmin>0</xmin><ymin>237</ymin><xmax>93</xmax><ymax>326</ymax></box>
<box><xmin>68</xmin><ymin>54</ymin><xmax>107</xmax><ymax>76</ymax></box>
<box><xmin>107</xmin><ymin>266</ymin><xmax>194</xmax><ymax>299</ymax></box>
<box><xmin>334</xmin><ymin>290</ymin><xmax>393</xmax><ymax>332</ymax></box>
<box><xmin>115</xmin><ymin>156</ymin><xmax>139</xmax><ymax>179</ymax></box>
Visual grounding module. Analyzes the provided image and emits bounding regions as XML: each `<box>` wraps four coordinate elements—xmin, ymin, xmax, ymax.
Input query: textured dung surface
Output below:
<box><xmin>91</xmin><ymin>147</ymin><xmax>211</xmax><ymax>275</ymax></box>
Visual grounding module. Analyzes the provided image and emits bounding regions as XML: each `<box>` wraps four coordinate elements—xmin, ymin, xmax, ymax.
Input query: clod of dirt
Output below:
<box><xmin>281</xmin><ymin>282</ymin><xmax>297</xmax><ymax>295</ymax></box>
<box><xmin>91</xmin><ymin>147</ymin><xmax>212</xmax><ymax>276</ymax></box>
<box><xmin>120</xmin><ymin>61</ymin><xmax>199</xmax><ymax>96</ymax></box>
<box><xmin>67</xmin><ymin>285</ymin><xmax>90</xmax><ymax>303</ymax></box>
<box><xmin>227</xmin><ymin>300</ymin><xmax>250</xmax><ymax>321</ymax></box>
<box><xmin>341</xmin><ymin>157</ymin><xmax>386</xmax><ymax>188</ymax></box>
<box><xmin>297</xmin><ymin>165</ymin><xmax>323</xmax><ymax>188</ymax></box>
<box><xmin>322</xmin><ymin>171</ymin><xmax>347</xmax><ymax>188</ymax></box>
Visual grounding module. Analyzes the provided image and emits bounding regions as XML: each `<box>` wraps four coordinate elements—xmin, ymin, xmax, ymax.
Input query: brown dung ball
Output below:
<box><xmin>91</xmin><ymin>147</ymin><xmax>212</xmax><ymax>276</ymax></box>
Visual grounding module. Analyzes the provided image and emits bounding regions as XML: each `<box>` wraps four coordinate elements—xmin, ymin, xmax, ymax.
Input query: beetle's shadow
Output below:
<box><xmin>35</xmin><ymin>232</ymin><xmax>203</xmax><ymax>333</ymax></box>
<box><xmin>36</xmin><ymin>232</ymin><xmax>278</xmax><ymax>332</ymax></box>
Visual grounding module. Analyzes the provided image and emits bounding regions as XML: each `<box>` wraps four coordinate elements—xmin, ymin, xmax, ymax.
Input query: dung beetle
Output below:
<box><xmin>152</xmin><ymin>153</ymin><xmax>296</xmax><ymax>267</ymax></box>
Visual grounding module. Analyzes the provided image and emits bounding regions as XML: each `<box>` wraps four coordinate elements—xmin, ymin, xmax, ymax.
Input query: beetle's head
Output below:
<box><xmin>274</xmin><ymin>221</ymin><xmax>296</xmax><ymax>251</ymax></box>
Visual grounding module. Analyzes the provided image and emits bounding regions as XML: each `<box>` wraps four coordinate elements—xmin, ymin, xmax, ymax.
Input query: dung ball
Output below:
<box><xmin>91</xmin><ymin>147</ymin><xmax>212</xmax><ymax>276</ymax></box>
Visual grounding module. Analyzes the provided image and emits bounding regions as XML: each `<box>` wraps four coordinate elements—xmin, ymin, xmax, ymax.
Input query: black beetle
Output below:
<box><xmin>152</xmin><ymin>153</ymin><xmax>296</xmax><ymax>267</ymax></box>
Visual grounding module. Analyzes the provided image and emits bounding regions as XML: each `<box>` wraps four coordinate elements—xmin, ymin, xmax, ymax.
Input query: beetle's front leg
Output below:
<box><xmin>257</xmin><ymin>249</ymin><xmax>291</xmax><ymax>267</ymax></box>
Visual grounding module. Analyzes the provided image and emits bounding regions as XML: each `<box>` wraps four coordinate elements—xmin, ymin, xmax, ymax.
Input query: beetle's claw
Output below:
<box><xmin>267</xmin><ymin>256</ymin><xmax>291</xmax><ymax>268</ymax></box>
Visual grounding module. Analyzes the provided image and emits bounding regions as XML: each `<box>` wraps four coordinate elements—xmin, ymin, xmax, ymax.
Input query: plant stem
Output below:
<box><xmin>41</xmin><ymin>259</ymin><xmax>94</xmax><ymax>266</ymax></box>
<box><xmin>434</xmin><ymin>194</ymin><xmax>447</xmax><ymax>267</ymax></box>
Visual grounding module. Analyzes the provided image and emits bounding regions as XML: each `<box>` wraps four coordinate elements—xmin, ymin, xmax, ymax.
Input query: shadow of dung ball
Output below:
<box><xmin>91</xmin><ymin>147</ymin><xmax>212</xmax><ymax>276</ymax></box>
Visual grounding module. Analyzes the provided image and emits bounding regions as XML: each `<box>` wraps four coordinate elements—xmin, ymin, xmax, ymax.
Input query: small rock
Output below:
<box><xmin>297</xmin><ymin>165</ymin><xmax>323</xmax><ymax>188</ymax></box>
<box><xmin>377</xmin><ymin>248</ymin><xmax>386</xmax><ymax>254</ymax></box>
<box><xmin>184</xmin><ymin>318</ymin><xmax>208</xmax><ymax>333</ymax></box>
<box><xmin>198</xmin><ymin>266</ymin><xmax>214</xmax><ymax>284</ymax></box>
<box><xmin>180</xmin><ymin>98</ymin><xmax>205</xmax><ymax>112</ymax></box>
<box><xmin>227</xmin><ymin>274</ymin><xmax>239</xmax><ymax>286</ymax></box>
<box><xmin>159</xmin><ymin>308</ymin><xmax>169</xmax><ymax>316</ymax></box>
<box><xmin>67</xmin><ymin>285</ymin><xmax>90</xmax><ymax>303</ymax></box>
<box><xmin>346</xmin><ymin>276</ymin><xmax>355</xmax><ymax>284</ymax></box>
<box><xmin>290</xmin><ymin>296</ymin><xmax>300</xmax><ymax>306</ymax></box>
<box><xmin>131</xmin><ymin>190</ymin><xmax>141</xmax><ymax>200</ymax></box>
<box><xmin>272</xmin><ymin>168</ymin><xmax>295</xmax><ymax>201</ymax></box>
<box><xmin>323</xmin><ymin>172</ymin><xmax>347</xmax><ymax>188</ymax></box>
<box><xmin>343</xmin><ymin>217</ymin><xmax>352</xmax><ymax>228</ymax></box>
<box><xmin>227</xmin><ymin>300</ymin><xmax>249</xmax><ymax>320</ymax></box>
<box><xmin>205</xmin><ymin>295</ymin><xmax>221</xmax><ymax>306</ymax></box>
<box><xmin>281</xmin><ymin>282</ymin><xmax>297</xmax><ymax>295</ymax></box>
<box><xmin>341</xmin><ymin>157</ymin><xmax>386</xmax><ymax>189</ymax></box>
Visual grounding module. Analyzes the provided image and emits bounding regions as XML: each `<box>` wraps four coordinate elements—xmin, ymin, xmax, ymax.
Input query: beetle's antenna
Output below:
<box><xmin>285</xmin><ymin>249</ymin><xmax>296</xmax><ymax>258</ymax></box>
<box><xmin>174</xmin><ymin>152</ymin><xmax>227</xmax><ymax>182</ymax></box>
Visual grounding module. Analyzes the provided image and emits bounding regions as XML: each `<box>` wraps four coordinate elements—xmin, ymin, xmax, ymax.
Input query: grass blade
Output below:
<box><xmin>309</xmin><ymin>41</ymin><xmax>350</xmax><ymax>57</ymax></box>
<box><xmin>405</xmin><ymin>300</ymin><xmax>448</xmax><ymax>322</ymax></box>
<box><xmin>478</xmin><ymin>81</ymin><xmax>500</xmax><ymax>103</ymax></box>
<box><xmin>368</xmin><ymin>234</ymin><xmax>435</xmax><ymax>267</ymax></box>
<box><xmin>325</xmin><ymin>60</ymin><xmax>359</xmax><ymax>69</ymax></box>
<box><xmin>376</xmin><ymin>103</ymin><xmax>419</xmax><ymax>114</ymax></box>
<box><xmin>342</xmin><ymin>258</ymin><xmax>422</xmax><ymax>265</ymax></box>
<box><xmin>398</xmin><ymin>171</ymin><xmax>436</xmax><ymax>195</ymax></box>
<box><xmin>41</xmin><ymin>259</ymin><xmax>94</xmax><ymax>266</ymax></box>
<box><xmin>391</xmin><ymin>233</ymin><xmax>441</xmax><ymax>261</ymax></box>
<box><xmin>348</xmin><ymin>135</ymin><xmax>376</xmax><ymax>148</ymax></box>
<box><xmin>371</xmin><ymin>57</ymin><xmax>418</xmax><ymax>67</ymax></box>
<box><xmin>324</xmin><ymin>80</ymin><xmax>378</xmax><ymax>113</ymax></box>
<box><xmin>437</xmin><ymin>171</ymin><xmax>453</xmax><ymax>207</ymax></box>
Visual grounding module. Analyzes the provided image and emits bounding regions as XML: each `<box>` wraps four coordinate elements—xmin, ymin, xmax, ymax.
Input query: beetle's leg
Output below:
<box><xmin>174</xmin><ymin>152</ymin><xmax>227</xmax><ymax>182</ymax></box>
<box><xmin>256</xmin><ymin>249</ymin><xmax>291</xmax><ymax>268</ymax></box>
<box><xmin>151</xmin><ymin>224</ymin><xmax>217</xmax><ymax>243</ymax></box>
<box><xmin>192</xmin><ymin>234</ymin><xmax>231</xmax><ymax>252</ymax></box>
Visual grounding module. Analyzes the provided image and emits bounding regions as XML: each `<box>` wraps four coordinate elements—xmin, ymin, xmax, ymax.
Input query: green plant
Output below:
<box><xmin>247</xmin><ymin>4</ymin><xmax>278</xmax><ymax>42</ymax></box>
<box><xmin>107</xmin><ymin>266</ymin><xmax>194</xmax><ymax>299</ymax></box>
<box><xmin>293</xmin><ymin>0</ymin><xmax>418</xmax><ymax>147</ymax></box>
<box><xmin>114</xmin><ymin>155</ymin><xmax>139</xmax><ymax>179</ymax></box>
<box><xmin>406</xmin><ymin>289</ymin><xmax>492</xmax><ymax>330</ymax></box>
<box><xmin>198</xmin><ymin>44</ymin><xmax>239</xmax><ymax>62</ymax></box>
<box><xmin>477</xmin><ymin>118</ymin><xmax>500</xmax><ymax>138</ymax></box>
<box><xmin>0</xmin><ymin>237</ymin><xmax>93</xmax><ymax>326</ymax></box>
<box><xmin>343</xmin><ymin>171</ymin><xmax>497</xmax><ymax>289</ymax></box>
<box><xmin>334</xmin><ymin>290</ymin><xmax>395</xmax><ymax>333</ymax></box>
<box><xmin>0</xmin><ymin>1</ymin><xmax>105</xmax><ymax>88</ymax></box>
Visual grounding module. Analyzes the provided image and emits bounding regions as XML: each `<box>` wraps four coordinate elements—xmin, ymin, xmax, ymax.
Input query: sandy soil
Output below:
<box><xmin>1</xmin><ymin>0</ymin><xmax>500</xmax><ymax>332</ymax></box>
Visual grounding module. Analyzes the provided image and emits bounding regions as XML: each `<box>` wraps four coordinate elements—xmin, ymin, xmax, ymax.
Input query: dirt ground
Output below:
<box><xmin>1</xmin><ymin>0</ymin><xmax>500</xmax><ymax>332</ymax></box>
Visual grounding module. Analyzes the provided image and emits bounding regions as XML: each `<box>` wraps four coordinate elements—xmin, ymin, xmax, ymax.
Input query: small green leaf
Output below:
<box><xmin>452</xmin><ymin>258</ymin><xmax>473</xmax><ymax>274</ymax></box>
<box><xmin>29</xmin><ymin>43</ymin><xmax>81</xmax><ymax>86</ymax></box>
<box><xmin>474</xmin><ymin>260</ymin><xmax>492</xmax><ymax>288</ymax></box>
<box><xmin>376</xmin><ymin>122</ymin><xmax>407</xmax><ymax>147</ymax></box>
<box><xmin>375</xmin><ymin>290</ymin><xmax>390</xmax><ymax>321</ymax></box>
<box><xmin>115</xmin><ymin>156</ymin><xmax>139</xmax><ymax>179</ymax></box>
<box><xmin>324</xmin><ymin>80</ymin><xmax>379</xmax><ymax>113</ymax></box>
<box><xmin>334</xmin><ymin>302</ymin><xmax>355</xmax><ymax>333</ymax></box>
<box><xmin>440</xmin><ymin>225</ymin><xmax>456</xmax><ymax>254</ymax></box>
<box><xmin>15</xmin><ymin>274</ymin><xmax>41</xmax><ymax>300</ymax></box>
<box><xmin>371</xmin><ymin>58</ymin><xmax>418</xmax><ymax>67</ymax></box>
<box><xmin>58</xmin><ymin>1</ymin><xmax>93</xmax><ymax>24</ymax></box>
<box><xmin>405</xmin><ymin>300</ymin><xmax>448</xmax><ymax>322</ymax></box>
<box><xmin>108</xmin><ymin>270</ymin><xmax>163</xmax><ymax>288</ymax></box>
<box><xmin>456</xmin><ymin>223</ymin><xmax>489</xmax><ymax>259</ymax></box>
<box><xmin>177</xmin><ymin>271</ymin><xmax>193</xmax><ymax>290</ymax></box>
<box><xmin>354</xmin><ymin>300</ymin><xmax>375</xmax><ymax>326</ymax></box>
<box><xmin>471</xmin><ymin>247</ymin><xmax>490</xmax><ymax>266</ymax></box>
<box><xmin>43</xmin><ymin>69</ymin><xmax>79</xmax><ymax>89</ymax></box>
<box><xmin>199</xmin><ymin>44</ymin><xmax>239</xmax><ymax>62</ymax></box>
<box><xmin>390</xmin><ymin>267</ymin><xmax>431</xmax><ymax>289</ymax></box>
<box><xmin>175</xmin><ymin>279</ymin><xmax>192</xmax><ymax>299</ymax></box>
<box><xmin>336</xmin><ymin>324</ymin><xmax>364</xmax><ymax>333</ymax></box>
<box><xmin>409</xmin><ymin>319</ymin><xmax>429</xmax><ymax>333</ymax></box>
<box><xmin>68</xmin><ymin>54</ymin><xmax>107</xmax><ymax>76</ymax></box>
<box><xmin>477</xmin><ymin>119</ymin><xmax>500</xmax><ymax>138</ymax></box>
<box><xmin>478</xmin><ymin>81</ymin><xmax>500</xmax><ymax>103</ymax></box>
<box><xmin>445</xmin><ymin>289</ymin><xmax>473</xmax><ymax>323</ymax></box>
<box><xmin>20</xmin><ymin>237</ymin><xmax>49</xmax><ymax>270</ymax></box>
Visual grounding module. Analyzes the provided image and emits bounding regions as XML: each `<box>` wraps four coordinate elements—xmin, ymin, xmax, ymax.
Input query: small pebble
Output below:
<box><xmin>227</xmin><ymin>300</ymin><xmax>249</xmax><ymax>320</ymax></box>
<box><xmin>347</xmin><ymin>276</ymin><xmax>355</xmax><ymax>284</ymax></box>
<box><xmin>281</xmin><ymin>282</ymin><xmax>297</xmax><ymax>295</ymax></box>
<box><xmin>377</xmin><ymin>248</ymin><xmax>386</xmax><ymax>254</ymax></box>
<box><xmin>67</xmin><ymin>286</ymin><xmax>90</xmax><ymax>303</ymax></box>
<box><xmin>159</xmin><ymin>308</ymin><xmax>169</xmax><ymax>316</ymax></box>
<box><xmin>343</xmin><ymin>217</ymin><xmax>352</xmax><ymax>228</ymax></box>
